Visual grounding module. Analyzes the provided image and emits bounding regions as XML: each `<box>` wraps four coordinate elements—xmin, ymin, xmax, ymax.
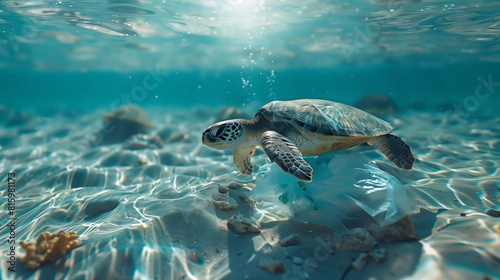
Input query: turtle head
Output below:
<box><xmin>202</xmin><ymin>120</ymin><xmax>245</xmax><ymax>149</ymax></box>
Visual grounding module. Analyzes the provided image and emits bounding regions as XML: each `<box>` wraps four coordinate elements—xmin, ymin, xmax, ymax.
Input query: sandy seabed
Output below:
<box><xmin>0</xmin><ymin>104</ymin><xmax>499</xmax><ymax>280</ymax></box>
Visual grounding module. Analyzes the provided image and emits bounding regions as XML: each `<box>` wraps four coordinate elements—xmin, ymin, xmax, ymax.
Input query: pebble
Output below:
<box><xmin>227</xmin><ymin>213</ymin><xmax>260</xmax><ymax>234</ymax></box>
<box><xmin>189</xmin><ymin>251</ymin><xmax>201</xmax><ymax>263</ymax></box>
<box><xmin>258</xmin><ymin>258</ymin><xmax>285</xmax><ymax>274</ymax></box>
<box><xmin>228</xmin><ymin>182</ymin><xmax>244</xmax><ymax>190</ymax></box>
<box><xmin>238</xmin><ymin>192</ymin><xmax>254</xmax><ymax>204</ymax></box>
<box><xmin>218</xmin><ymin>185</ymin><xmax>229</xmax><ymax>194</ymax></box>
<box><xmin>212</xmin><ymin>194</ymin><xmax>238</xmax><ymax>211</ymax></box>
<box><xmin>486</xmin><ymin>209</ymin><xmax>500</xmax><ymax>217</ymax></box>
<box><xmin>214</xmin><ymin>190</ymin><xmax>228</xmax><ymax>198</ymax></box>
<box><xmin>280</xmin><ymin>234</ymin><xmax>300</xmax><ymax>247</ymax></box>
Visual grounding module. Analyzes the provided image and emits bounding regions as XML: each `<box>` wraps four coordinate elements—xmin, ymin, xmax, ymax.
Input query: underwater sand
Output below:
<box><xmin>0</xmin><ymin>103</ymin><xmax>499</xmax><ymax>280</ymax></box>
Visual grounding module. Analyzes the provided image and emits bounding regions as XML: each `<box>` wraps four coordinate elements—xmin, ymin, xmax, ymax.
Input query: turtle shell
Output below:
<box><xmin>257</xmin><ymin>99</ymin><xmax>393</xmax><ymax>137</ymax></box>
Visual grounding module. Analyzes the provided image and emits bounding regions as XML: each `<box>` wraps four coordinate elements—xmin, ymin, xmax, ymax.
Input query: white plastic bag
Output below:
<box><xmin>251</xmin><ymin>150</ymin><xmax>409</xmax><ymax>230</ymax></box>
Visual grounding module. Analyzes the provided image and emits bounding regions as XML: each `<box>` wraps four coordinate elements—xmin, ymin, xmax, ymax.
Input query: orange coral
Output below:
<box><xmin>20</xmin><ymin>230</ymin><xmax>81</xmax><ymax>269</ymax></box>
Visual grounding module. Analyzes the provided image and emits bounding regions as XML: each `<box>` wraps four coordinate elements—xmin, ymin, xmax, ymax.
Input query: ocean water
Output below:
<box><xmin>1</xmin><ymin>0</ymin><xmax>500</xmax><ymax>279</ymax></box>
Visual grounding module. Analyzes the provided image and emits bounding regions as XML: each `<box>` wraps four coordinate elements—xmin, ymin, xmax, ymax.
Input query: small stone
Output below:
<box><xmin>239</xmin><ymin>192</ymin><xmax>248</xmax><ymax>199</ymax></box>
<box><xmin>292</xmin><ymin>256</ymin><xmax>303</xmax><ymax>265</ymax></box>
<box><xmin>352</xmin><ymin>253</ymin><xmax>369</xmax><ymax>271</ymax></box>
<box><xmin>280</xmin><ymin>234</ymin><xmax>300</xmax><ymax>247</ymax></box>
<box><xmin>190</xmin><ymin>251</ymin><xmax>200</xmax><ymax>263</ymax></box>
<box><xmin>218</xmin><ymin>185</ymin><xmax>229</xmax><ymax>194</ymax></box>
<box><xmin>134</xmin><ymin>158</ymin><xmax>148</xmax><ymax>167</ymax></box>
<box><xmin>228</xmin><ymin>182</ymin><xmax>244</xmax><ymax>190</ymax></box>
<box><xmin>216</xmin><ymin>198</ymin><xmax>238</xmax><ymax>211</ymax></box>
<box><xmin>258</xmin><ymin>258</ymin><xmax>285</xmax><ymax>274</ymax></box>
<box><xmin>227</xmin><ymin>213</ymin><xmax>260</xmax><ymax>234</ymax></box>
<box><xmin>212</xmin><ymin>193</ymin><xmax>238</xmax><ymax>211</ymax></box>
<box><xmin>238</xmin><ymin>192</ymin><xmax>254</xmax><ymax>204</ymax></box>
<box><xmin>486</xmin><ymin>209</ymin><xmax>500</xmax><ymax>217</ymax></box>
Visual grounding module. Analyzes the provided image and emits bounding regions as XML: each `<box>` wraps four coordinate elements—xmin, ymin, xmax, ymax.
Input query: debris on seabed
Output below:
<box><xmin>280</xmin><ymin>234</ymin><xmax>300</xmax><ymax>247</ymax></box>
<box><xmin>259</xmin><ymin>258</ymin><xmax>286</xmax><ymax>274</ymax></box>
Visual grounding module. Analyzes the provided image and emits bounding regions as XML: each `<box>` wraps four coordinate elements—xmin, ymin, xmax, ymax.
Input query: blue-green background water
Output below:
<box><xmin>1</xmin><ymin>1</ymin><xmax>500</xmax><ymax>279</ymax></box>
<box><xmin>2</xmin><ymin>62</ymin><xmax>500</xmax><ymax>110</ymax></box>
<box><xmin>1</xmin><ymin>0</ymin><xmax>500</xmax><ymax>111</ymax></box>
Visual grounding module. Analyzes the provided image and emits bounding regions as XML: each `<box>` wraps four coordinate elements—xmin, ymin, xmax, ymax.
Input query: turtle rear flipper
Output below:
<box><xmin>369</xmin><ymin>134</ymin><xmax>415</xmax><ymax>170</ymax></box>
<box><xmin>261</xmin><ymin>131</ymin><xmax>313</xmax><ymax>182</ymax></box>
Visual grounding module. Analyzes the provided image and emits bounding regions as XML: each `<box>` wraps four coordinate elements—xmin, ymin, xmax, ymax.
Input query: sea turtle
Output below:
<box><xmin>202</xmin><ymin>99</ymin><xmax>415</xmax><ymax>182</ymax></box>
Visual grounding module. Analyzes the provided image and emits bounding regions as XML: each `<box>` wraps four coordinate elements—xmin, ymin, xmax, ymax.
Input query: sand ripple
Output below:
<box><xmin>0</xmin><ymin>105</ymin><xmax>498</xmax><ymax>279</ymax></box>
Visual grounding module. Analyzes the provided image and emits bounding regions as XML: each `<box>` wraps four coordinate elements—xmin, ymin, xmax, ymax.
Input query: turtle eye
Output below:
<box><xmin>210</xmin><ymin>126</ymin><xmax>226</xmax><ymax>137</ymax></box>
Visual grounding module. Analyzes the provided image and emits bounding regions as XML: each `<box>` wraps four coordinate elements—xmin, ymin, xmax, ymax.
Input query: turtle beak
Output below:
<box><xmin>202</xmin><ymin>130</ymin><xmax>209</xmax><ymax>145</ymax></box>
<box><xmin>202</xmin><ymin>129</ymin><xmax>215</xmax><ymax>145</ymax></box>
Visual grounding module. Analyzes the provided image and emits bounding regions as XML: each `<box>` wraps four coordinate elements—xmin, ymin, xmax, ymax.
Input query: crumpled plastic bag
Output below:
<box><xmin>251</xmin><ymin>150</ymin><xmax>409</xmax><ymax>230</ymax></box>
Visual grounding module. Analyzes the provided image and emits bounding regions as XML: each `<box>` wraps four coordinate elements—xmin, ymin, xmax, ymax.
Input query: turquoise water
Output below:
<box><xmin>1</xmin><ymin>0</ymin><xmax>500</xmax><ymax>110</ymax></box>
<box><xmin>1</xmin><ymin>1</ymin><xmax>500</xmax><ymax>280</ymax></box>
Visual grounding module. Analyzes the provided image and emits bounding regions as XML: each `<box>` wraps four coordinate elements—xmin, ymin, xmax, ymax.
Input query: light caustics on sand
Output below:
<box><xmin>0</xmin><ymin>105</ymin><xmax>499</xmax><ymax>279</ymax></box>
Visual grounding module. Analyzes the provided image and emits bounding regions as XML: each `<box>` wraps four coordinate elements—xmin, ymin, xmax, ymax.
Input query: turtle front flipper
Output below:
<box><xmin>368</xmin><ymin>134</ymin><xmax>415</xmax><ymax>170</ymax></box>
<box><xmin>261</xmin><ymin>131</ymin><xmax>313</xmax><ymax>182</ymax></box>
<box><xmin>234</xmin><ymin>146</ymin><xmax>256</xmax><ymax>175</ymax></box>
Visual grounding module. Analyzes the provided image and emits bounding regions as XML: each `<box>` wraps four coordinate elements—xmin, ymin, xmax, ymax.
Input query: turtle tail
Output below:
<box><xmin>369</xmin><ymin>134</ymin><xmax>415</xmax><ymax>170</ymax></box>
